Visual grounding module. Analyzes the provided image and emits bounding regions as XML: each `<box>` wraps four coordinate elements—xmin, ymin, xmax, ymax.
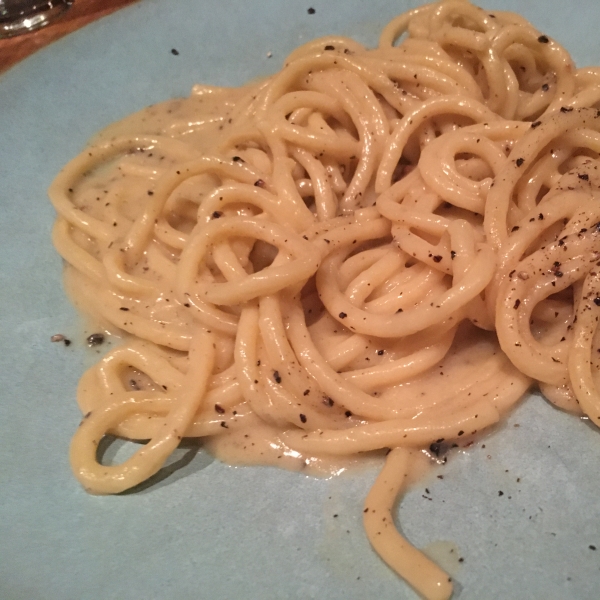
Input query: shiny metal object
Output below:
<box><xmin>0</xmin><ymin>0</ymin><xmax>72</xmax><ymax>38</ymax></box>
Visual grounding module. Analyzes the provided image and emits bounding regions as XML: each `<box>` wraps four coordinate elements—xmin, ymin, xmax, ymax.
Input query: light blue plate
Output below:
<box><xmin>2</xmin><ymin>1</ymin><xmax>600</xmax><ymax>598</ymax></box>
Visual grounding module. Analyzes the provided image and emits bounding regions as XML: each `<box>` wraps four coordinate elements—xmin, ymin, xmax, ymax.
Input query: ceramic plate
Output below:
<box><xmin>2</xmin><ymin>1</ymin><xmax>600</xmax><ymax>598</ymax></box>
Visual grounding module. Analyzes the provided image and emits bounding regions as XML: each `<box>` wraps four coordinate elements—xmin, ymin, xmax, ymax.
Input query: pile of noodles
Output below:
<box><xmin>49</xmin><ymin>2</ymin><xmax>600</xmax><ymax>598</ymax></box>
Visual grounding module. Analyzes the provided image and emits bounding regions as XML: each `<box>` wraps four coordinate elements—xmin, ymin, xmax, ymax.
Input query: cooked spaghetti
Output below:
<box><xmin>49</xmin><ymin>1</ymin><xmax>600</xmax><ymax>598</ymax></box>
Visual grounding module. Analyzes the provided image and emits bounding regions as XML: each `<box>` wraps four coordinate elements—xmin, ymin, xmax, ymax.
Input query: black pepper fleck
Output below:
<box><xmin>87</xmin><ymin>333</ymin><xmax>105</xmax><ymax>346</ymax></box>
<box><xmin>429</xmin><ymin>440</ymin><xmax>446</xmax><ymax>456</ymax></box>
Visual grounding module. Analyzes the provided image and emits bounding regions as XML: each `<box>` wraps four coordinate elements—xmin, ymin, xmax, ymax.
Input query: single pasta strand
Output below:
<box><xmin>363</xmin><ymin>447</ymin><xmax>453</xmax><ymax>600</ymax></box>
<box><xmin>281</xmin><ymin>399</ymin><xmax>499</xmax><ymax>454</ymax></box>
<box><xmin>70</xmin><ymin>328</ymin><xmax>215</xmax><ymax>494</ymax></box>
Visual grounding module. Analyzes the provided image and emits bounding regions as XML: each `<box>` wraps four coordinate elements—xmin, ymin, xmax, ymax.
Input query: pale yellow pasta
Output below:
<box><xmin>49</xmin><ymin>1</ymin><xmax>600</xmax><ymax>598</ymax></box>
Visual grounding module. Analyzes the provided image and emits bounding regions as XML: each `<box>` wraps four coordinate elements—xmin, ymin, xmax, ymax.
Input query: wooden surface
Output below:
<box><xmin>0</xmin><ymin>0</ymin><xmax>140</xmax><ymax>74</ymax></box>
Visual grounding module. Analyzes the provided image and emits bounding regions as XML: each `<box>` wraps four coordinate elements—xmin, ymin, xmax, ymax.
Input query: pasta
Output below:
<box><xmin>48</xmin><ymin>0</ymin><xmax>600</xmax><ymax>597</ymax></box>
